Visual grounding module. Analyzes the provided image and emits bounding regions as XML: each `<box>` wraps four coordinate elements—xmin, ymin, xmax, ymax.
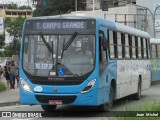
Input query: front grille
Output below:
<box><xmin>31</xmin><ymin>80</ymin><xmax>83</xmax><ymax>85</ymax></box>
<box><xmin>35</xmin><ymin>95</ymin><xmax>77</xmax><ymax>104</ymax></box>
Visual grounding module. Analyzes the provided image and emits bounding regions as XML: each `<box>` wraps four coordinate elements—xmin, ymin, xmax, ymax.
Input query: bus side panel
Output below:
<box><xmin>141</xmin><ymin>60</ymin><xmax>151</xmax><ymax>90</ymax></box>
<box><xmin>96</xmin><ymin>18</ymin><xmax>118</xmax><ymax>105</ymax></box>
<box><xmin>97</xmin><ymin>60</ymin><xmax>117</xmax><ymax>105</ymax></box>
<box><xmin>117</xmin><ymin>60</ymin><xmax>132</xmax><ymax>99</ymax></box>
<box><xmin>130</xmin><ymin>60</ymin><xmax>139</xmax><ymax>95</ymax></box>
<box><xmin>116</xmin><ymin>59</ymin><xmax>151</xmax><ymax>99</ymax></box>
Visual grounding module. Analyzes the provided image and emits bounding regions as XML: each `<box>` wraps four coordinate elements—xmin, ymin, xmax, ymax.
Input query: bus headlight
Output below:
<box><xmin>81</xmin><ymin>79</ymin><xmax>96</xmax><ymax>93</ymax></box>
<box><xmin>20</xmin><ymin>78</ymin><xmax>32</xmax><ymax>92</ymax></box>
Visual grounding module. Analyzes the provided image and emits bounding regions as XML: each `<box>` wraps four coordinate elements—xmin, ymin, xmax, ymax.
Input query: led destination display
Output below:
<box><xmin>37</xmin><ymin>21</ymin><xmax>86</xmax><ymax>30</ymax></box>
<box><xmin>24</xmin><ymin>19</ymin><xmax>96</xmax><ymax>34</ymax></box>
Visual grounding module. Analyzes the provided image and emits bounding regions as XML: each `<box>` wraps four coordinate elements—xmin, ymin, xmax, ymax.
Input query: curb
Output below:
<box><xmin>0</xmin><ymin>101</ymin><xmax>20</xmax><ymax>107</ymax></box>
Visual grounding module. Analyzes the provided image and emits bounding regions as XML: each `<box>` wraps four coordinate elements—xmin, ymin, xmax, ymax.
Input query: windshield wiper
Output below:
<box><xmin>39</xmin><ymin>32</ymin><xmax>53</xmax><ymax>53</ymax></box>
<box><xmin>39</xmin><ymin>32</ymin><xmax>55</xmax><ymax>69</ymax></box>
<box><xmin>61</xmin><ymin>38</ymin><xmax>65</xmax><ymax>59</ymax></box>
<box><xmin>63</xmin><ymin>32</ymin><xmax>78</xmax><ymax>50</ymax></box>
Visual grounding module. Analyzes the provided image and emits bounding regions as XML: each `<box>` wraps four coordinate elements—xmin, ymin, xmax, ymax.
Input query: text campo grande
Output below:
<box><xmin>36</xmin><ymin>22</ymin><xmax>86</xmax><ymax>29</ymax></box>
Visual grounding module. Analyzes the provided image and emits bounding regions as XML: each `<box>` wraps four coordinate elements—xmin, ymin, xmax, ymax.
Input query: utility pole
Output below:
<box><xmin>131</xmin><ymin>4</ymin><xmax>154</xmax><ymax>37</ymax></box>
<box><xmin>27</xmin><ymin>0</ymin><xmax>29</xmax><ymax>6</ymax></box>
<box><xmin>75</xmin><ymin>0</ymin><xmax>77</xmax><ymax>11</ymax></box>
<box><xmin>154</xmin><ymin>5</ymin><xmax>160</xmax><ymax>38</ymax></box>
<box><xmin>93</xmin><ymin>0</ymin><xmax>95</xmax><ymax>12</ymax></box>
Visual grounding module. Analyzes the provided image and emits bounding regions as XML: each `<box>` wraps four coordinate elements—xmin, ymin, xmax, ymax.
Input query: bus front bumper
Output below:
<box><xmin>20</xmin><ymin>89</ymin><xmax>99</xmax><ymax>106</ymax></box>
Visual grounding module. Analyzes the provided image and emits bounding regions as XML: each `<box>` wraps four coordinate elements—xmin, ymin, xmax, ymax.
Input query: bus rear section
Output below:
<box><xmin>150</xmin><ymin>38</ymin><xmax>160</xmax><ymax>81</ymax></box>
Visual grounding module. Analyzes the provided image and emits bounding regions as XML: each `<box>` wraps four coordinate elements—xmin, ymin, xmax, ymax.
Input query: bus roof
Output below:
<box><xmin>115</xmin><ymin>22</ymin><xmax>150</xmax><ymax>38</ymax></box>
<box><xmin>95</xmin><ymin>18</ymin><xmax>150</xmax><ymax>38</ymax></box>
<box><xmin>26</xmin><ymin>16</ymin><xmax>95</xmax><ymax>20</ymax></box>
<box><xmin>150</xmin><ymin>38</ymin><xmax>160</xmax><ymax>43</ymax></box>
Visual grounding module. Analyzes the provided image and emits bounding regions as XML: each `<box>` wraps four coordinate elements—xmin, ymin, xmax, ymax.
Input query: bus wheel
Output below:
<box><xmin>99</xmin><ymin>85</ymin><xmax>114</xmax><ymax>111</ymax></box>
<box><xmin>41</xmin><ymin>105</ymin><xmax>57</xmax><ymax>112</ymax></box>
<box><xmin>133</xmin><ymin>79</ymin><xmax>141</xmax><ymax>100</ymax></box>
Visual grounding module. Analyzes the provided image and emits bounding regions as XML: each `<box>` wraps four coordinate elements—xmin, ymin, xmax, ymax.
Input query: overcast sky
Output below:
<box><xmin>0</xmin><ymin>0</ymin><xmax>33</xmax><ymax>6</ymax></box>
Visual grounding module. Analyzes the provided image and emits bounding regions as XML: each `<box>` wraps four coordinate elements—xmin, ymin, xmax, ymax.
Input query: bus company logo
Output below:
<box><xmin>53</xmin><ymin>88</ymin><xmax>58</xmax><ymax>93</ymax></box>
<box><xmin>34</xmin><ymin>86</ymin><xmax>43</xmax><ymax>92</ymax></box>
<box><xmin>2</xmin><ymin>112</ymin><xmax>11</xmax><ymax>117</ymax></box>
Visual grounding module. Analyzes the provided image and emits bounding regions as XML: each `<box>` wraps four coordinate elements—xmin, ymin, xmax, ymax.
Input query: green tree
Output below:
<box><xmin>1</xmin><ymin>16</ymin><xmax>25</xmax><ymax>56</ymax></box>
<box><xmin>0</xmin><ymin>18</ymin><xmax>12</xmax><ymax>52</ymax></box>
<box><xmin>7</xmin><ymin>3</ymin><xmax>31</xmax><ymax>10</ymax></box>
<box><xmin>19</xmin><ymin>5</ymin><xmax>32</xmax><ymax>10</ymax></box>
<box><xmin>0</xmin><ymin>34</ymin><xmax>5</xmax><ymax>49</ymax></box>
<box><xmin>0</xmin><ymin>41</ymin><xmax>20</xmax><ymax>57</ymax></box>
<box><xmin>7</xmin><ymin>2</ymin><xmax>18</xmax><ymax>9</ymax></box>
<box><xmin>33</xmin><ymin>0</ymin><xmax>86</xmax><ymax>17</ymax></box>
<box><xmin>4</xmin><ymin>18</ymin><xmax>12</xmax><ymax>28</ymax></box>
<box><xmin>6</xmin><ymin>16</ymin><xmax>24</xmax><ymax>55</ymax></box>
<box><xmin>6</xmin><ymin>16</ymin><xmax>24</xmax><ymax>36</ymax></box>
<box><xmin>2</xmin><ymin>44</ymin><xmax>12</xmax><ymax>57</ymax></box>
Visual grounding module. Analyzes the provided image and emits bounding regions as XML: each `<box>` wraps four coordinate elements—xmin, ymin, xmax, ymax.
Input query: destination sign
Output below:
<box><xmin>24</xmin><ymin>19</ymin><xmax>96</xmax><ymax>34</ymax></box>
<box><xmin>36</xmin><ymin>21</ymin><xmax>87</xmax><ymax>30</ymax></box>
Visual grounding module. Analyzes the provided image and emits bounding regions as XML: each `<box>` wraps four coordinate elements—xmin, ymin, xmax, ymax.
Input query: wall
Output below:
<box><xmin>86</xmin><ymin>0</ymin><xmax>100</xmax><ymax>10</ymax></box>
<box><xmin>60</xmin><ymin>4</ymin><xmax>137</xmax><ymax>28</ymax></box>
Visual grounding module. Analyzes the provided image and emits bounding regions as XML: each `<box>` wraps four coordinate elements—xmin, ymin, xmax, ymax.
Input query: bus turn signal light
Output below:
<box><xmin>20</xmin><ymin>78</ymin><xmax>32</xmax><ymax>92</ymax></box>
<box><xmin>81</xmin><ymin>79</ymin><xmax>96</xmax><ymax>93</ymax></box>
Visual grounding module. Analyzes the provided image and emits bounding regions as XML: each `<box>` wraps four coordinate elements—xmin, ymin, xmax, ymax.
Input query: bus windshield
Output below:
<box><xmin>23</xmin><ymin>34</ymin><xmax>95</xmax><ymax>77</ymax></box>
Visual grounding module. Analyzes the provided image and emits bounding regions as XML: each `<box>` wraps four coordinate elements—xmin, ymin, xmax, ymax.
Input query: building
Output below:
<box><xmin>86</xmin><ymin>0</ymin><xmax>136</xmax><ymax>10</ymax></box>
<box><xmin>86</xmin><ymin>0</ymin><xmax>101</xmax><ymax>10</ymax></box>
<box><xmin>61</xmin><ymin>1</ymin><xmax>138</xmax><ymax>28</ymax></box>
<box><xmin>62</xmin><ymin>0</ymin><xmax>160</xmax><ymax>38</ymax></box>
<box><xmin>0</xmin><ymin>9</ymin><xmax>32</xmax><ymax>18</ymax></box>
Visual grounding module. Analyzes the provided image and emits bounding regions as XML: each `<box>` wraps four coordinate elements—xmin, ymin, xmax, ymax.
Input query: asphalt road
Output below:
<box><xmin>0</xmin><ymin>81</ymin><xmax>160</xmax><ymax>119</ymax></box>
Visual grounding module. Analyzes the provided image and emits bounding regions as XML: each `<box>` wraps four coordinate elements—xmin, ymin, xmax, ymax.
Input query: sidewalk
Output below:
<box><xmin>0</xmin><ymin>77</ymin><xmax>19</xmax><ymax>107</ymax></box>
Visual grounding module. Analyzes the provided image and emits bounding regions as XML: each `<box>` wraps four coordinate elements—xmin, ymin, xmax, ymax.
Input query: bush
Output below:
<box><xmin>0</xmin><ymin>81</ymin><xmax>6</xmax><ymax>92</ymax></box>
<box><xmin>113</xmin><ymin>101</ymin><xmax>160</xmax><ymax>120</ymax></box>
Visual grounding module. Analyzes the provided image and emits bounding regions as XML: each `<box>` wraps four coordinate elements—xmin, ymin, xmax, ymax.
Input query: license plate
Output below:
<box><xmin>49</xmin><ymin>100</ymin><xmax>62</xmax><ymax>105</ymax></box>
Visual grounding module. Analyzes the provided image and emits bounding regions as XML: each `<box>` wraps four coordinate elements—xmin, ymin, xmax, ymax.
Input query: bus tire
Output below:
<box><xmin>133</xmin><ymin>78</ymin><xmax>141</xmax><ymax>100</ymax></box>
<box><xmin>99</xmin><ymin>85</ymin><xmax>114</xmax><ymax>111</ymax></box>
<box><xmin>41</xmin><ymin>105</ymin><xmax>57</xmax><ymax>112</ymax></box>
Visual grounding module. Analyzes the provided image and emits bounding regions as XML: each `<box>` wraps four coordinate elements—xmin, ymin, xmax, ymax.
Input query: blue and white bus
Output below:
<box><xmin>150</xmin><ymin>38</ymin><xmax>160</xmax><ymax>81</ymax></box>
<box><xmin>19</xmin><ymin>16</ymin><xmax>151</xmax><ymax>111</ymax></box>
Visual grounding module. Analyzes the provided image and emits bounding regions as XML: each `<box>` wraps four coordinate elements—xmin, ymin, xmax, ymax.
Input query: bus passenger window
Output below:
<box><xmin>99</xmin><ymin>34</ymin><xmax>107</xmax><ymax>64</ymax></box>
<box><xmin>151</xmin><ymin>44</ymin><xmax>157</xmax><ymax>59</ymax></box>
<box><xmin>143</xmin><ymin>38</ymin><xmax>147</xmax><ymax>59</ymax></box>
<box><xmin>146</xmin><ymin>39</ymin><xmax>149</xmax><ymax>59</ymax></box>
<box><xmin>132</xmin><ymin>36</ymin><xmax>136</xmax><ymax>59</ymax></box>
<box><xmin>157</xmin><ymin>44</ymin><xmax>160</xmax><ymax>58</ymax></box>
<box><xmin>141</xmin><ymin>38</ymin><xmax>144</xmax><ymax>59</ymax></box>
<box><xmin>109</xmin><ymin>30</ymin><xmax>115</xmax><ymax>59</ymax></box>
<box><xmin>135</xmin><ymin>37</ymin><xmax>138</xmax><ymax>58</ymax></box>
<box><xmin>125</xmin><ymin>34</ymin><xmax>130</xmax><ymax>59</ymax></box>
<box><xmin>138</xmin><ymin>37</ymin><xmax>142</xmax><ymax>59</ymax></box>
<box><xmin>117</xmin><ymin>32</ymin><xmax>122</xmax><ymax>59</ymax></box>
